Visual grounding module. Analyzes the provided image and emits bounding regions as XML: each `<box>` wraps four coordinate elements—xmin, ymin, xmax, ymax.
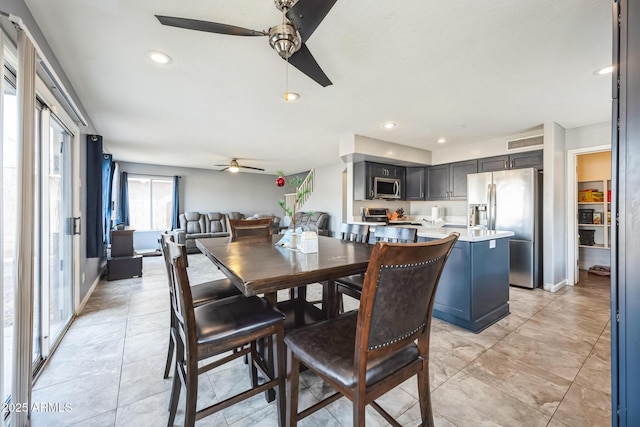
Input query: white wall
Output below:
<box><xmin>431</xmin><ymin>127</ymin><xmax>544</xmax><ymax>164</ymax></box>
<box><xmin>118</xmin><ymin>162</ymin><xmax>284</xmax><ymax>218</ymax></box>
<box><xmin>542</xmin><ymin>122</ymin><xmax>567</xmax><ymax>291</ymax></box>
<box><xmin>565</xmin><ymin>121</ymin><xmax>611</xmax><ymax>149</ymax></box>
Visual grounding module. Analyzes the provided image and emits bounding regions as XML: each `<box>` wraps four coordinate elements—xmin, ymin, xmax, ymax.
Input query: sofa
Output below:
<box><xmin>174</xmin><ymin>212</ymin><xmax>230</xmax><ymax>253</ymax></box>
<box><xmin>290</xmin><ymin>211</ymin><xmax>330</xmax><ymax>236</ymax></box>
<box><xmin>174</xmin><ymin>211</ymin><xmax>282</xmax><ymax>252</ymax></box>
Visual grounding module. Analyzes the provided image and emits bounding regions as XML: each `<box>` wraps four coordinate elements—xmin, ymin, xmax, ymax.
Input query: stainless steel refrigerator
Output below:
<box><xmin>467</xmin><ymin>167</ymin><xmax>541</xmax><ymax>288</ymax></box>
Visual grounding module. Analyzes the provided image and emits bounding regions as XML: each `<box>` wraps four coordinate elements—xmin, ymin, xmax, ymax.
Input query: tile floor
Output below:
<box><xmin>29</xmin><ymin>255</ymin><xmax>612</xmax><ymax>426</ymax></box>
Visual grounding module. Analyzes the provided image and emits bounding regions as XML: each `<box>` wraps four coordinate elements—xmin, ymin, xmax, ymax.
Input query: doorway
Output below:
<box><xmin>566</xmin><ymin>145</ymin><xmax>611</xmax><ymax>286</ymax></box>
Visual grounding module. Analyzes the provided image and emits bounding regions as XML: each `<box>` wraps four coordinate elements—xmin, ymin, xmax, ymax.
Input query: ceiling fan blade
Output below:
<box><xmin>287</xmin><ymin>44</ymin><xmax>332</xmax><ymax>87</ymax></box>
<box><xmin>239</xmin><ymin>165</ymin><xmax>265</xmax><ymax>171</ymax></box>
<box><xmin>286</xmin><ymin>0</ymin><xmax>337</xmax><ymax>42</ymax></box>
<box><xmin>218</xmin><ymin>166</ymin><xmax>230</xmax><ymax>172</ymax></box>
<box><xmin>155</xmin><ymin>15</ymin><xmax>268</xmax><ymax>37</ymax></box>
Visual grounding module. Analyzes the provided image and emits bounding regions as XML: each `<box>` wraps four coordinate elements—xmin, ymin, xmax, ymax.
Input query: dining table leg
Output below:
<box><xmin>322</xmin><ymin>280</ymin><xmax>339</xmax><ymax>319</ymax></box>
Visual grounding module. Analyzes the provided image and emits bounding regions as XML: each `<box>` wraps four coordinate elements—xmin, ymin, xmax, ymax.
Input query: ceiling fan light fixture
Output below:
<box><xmin>269</xmin><ymin>23</ymin><xmax>301</xmax><ymax>59</ymax></box>
<box><xmin>228</xmin><ymin>159</ymin><xmax>240</xmax><ymax>173</ymax></box>
<box><xmin>146</xmin><ymin>50</ymin><xmax>172</xmax><ymax>65</ymax></box>
<box><xmin>285</xmin><ymin>92</ymin><xmax>300</xmax><ymax>101</ymax></box>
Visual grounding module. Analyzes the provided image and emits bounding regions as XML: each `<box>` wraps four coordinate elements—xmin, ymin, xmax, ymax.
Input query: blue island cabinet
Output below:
<box><xmin>419</xmin><ymin>236</ymin><xmax>510</xmax><ymax>332</ymax></box>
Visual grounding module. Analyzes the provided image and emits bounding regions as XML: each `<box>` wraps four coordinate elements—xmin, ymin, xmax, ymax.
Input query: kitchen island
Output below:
<box><xmin>353</xmin><ymin>223</ymin><xmax>514</xmax><ymax>332</ymax></box>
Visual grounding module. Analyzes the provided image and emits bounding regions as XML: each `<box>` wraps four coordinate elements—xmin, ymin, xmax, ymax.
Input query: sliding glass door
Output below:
<box><xmin>44</xmin><ymin>115</ymin><xmax>73</xmax><ymax>351</ymax></box>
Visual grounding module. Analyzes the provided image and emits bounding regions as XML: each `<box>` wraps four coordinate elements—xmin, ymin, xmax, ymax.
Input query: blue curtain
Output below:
<box><xmin>101</xmin><ymin>154</ymin><xmax>114</xmax><ymax>243</ymax></box>
<box><xmin>116</xmin><ymin>171</ymin><xmax>129</xmax><ymax>226</ymax></box>
<box><xmin>171</xmin><ymin>176</ymin><xmax>180</xmax><ymax>229</ymax></box>
<box><xmin>86</xmin><ymin>135</ymin><xmax>103</xmax><ymax>258</ymax></box>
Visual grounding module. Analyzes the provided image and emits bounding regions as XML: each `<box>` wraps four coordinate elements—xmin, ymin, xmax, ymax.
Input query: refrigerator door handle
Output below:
<box><xmin>491</xmin><ymin>183</ymin><xmax>497</xmax><ymax>230</ymax></box>
<box><xmin>486</xmin><ymin>184</ymin><xmax>492</xmax><ymax>228</ymax></box>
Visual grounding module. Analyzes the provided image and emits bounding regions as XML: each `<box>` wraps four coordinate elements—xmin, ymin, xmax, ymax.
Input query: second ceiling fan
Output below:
<box><xmin>156</xmin><ymin>0</ymin><xmax>337</xmax><ymax>87</ymax></box>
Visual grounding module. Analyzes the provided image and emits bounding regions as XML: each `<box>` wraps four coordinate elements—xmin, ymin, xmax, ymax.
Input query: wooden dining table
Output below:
<box><xmin>195</xmin><ymin>234</ymin><xmax>373</xmax><ymax>321</ymax></box>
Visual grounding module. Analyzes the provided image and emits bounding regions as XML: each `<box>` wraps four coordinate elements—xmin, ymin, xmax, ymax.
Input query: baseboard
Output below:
<box><xmin>544</xmin><ymin>279</ymin><xmax>568</xmax><ymax>293</ymax></box>
<box><xmin>78</xmin><ymin>274</ymin><xmax>102</xmax><ymax>314</ymax></box>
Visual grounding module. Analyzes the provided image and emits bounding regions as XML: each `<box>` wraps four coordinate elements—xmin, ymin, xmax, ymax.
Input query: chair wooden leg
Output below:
<box><xmin>164</xmin><ymin>320</ymin><xmax>176</xmax><ymax>379</ymax></box>
<box><xmin>249</xmin><ymin>341</ymin><xmax>258</xmax><ymax>388</ymax></box>
<box><xmin>275</xmin><ymin>327</ymin><xmax>286</xmax><ymax>427</ymax></box>
<box><xmin>353</xmin><ymin>393</ymin><xmax>366</xmax><ymax>427</ymax></box>
<box><xmin>286</xmin><ymin>348</ymin><xmax>300</xmax><ymax>427</ymax></box>
<box><xmin>418</xmin><ymin>365</ymin><xmax>434</xmax><ymax>427</ymax></box>
<box><xmin>184</xmin><ymin>370</ymin><xmax>197</xmax><ymax>427</ymax></box>
<box><xmin>167</xmin><ymin>366</ymin><xmax>181</xmax><ymax>427</ymax></box>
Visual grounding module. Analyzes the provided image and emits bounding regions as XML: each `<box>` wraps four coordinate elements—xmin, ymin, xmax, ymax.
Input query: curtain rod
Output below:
<box><xmin>0</xmin><ymin>11</ymin><xmax>88</xmax><ymax>126</ymax></box>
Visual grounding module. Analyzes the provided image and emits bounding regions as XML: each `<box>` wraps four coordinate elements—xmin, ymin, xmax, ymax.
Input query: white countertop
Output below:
<box><xmin>348</xmin><ymin>222</ymin><xmax>514</xmax><ymax>242</ymax></box>
<box><xmin>414</xmin><ymin>226</ymin><xmax>514</xmax><ymax>242</ymax></box>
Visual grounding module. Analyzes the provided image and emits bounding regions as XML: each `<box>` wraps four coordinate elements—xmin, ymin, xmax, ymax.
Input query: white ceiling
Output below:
<box><xmin>24</xmin><ymin>0</ymin><xmax>613</xmax><ymax>174</ymax></box>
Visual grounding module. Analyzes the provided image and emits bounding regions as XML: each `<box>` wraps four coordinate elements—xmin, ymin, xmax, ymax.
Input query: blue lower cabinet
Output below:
<box><xmin>419</xmin><ymin>237</ymin><xmax>510</xmax><ymax>333</ymax></box>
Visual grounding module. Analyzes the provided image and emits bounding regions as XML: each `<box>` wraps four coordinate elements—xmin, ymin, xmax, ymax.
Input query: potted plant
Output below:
<box><xmin>276</xmin><ymin>170</ymin><xmax>311</xmax><ymax>248</ymax></box>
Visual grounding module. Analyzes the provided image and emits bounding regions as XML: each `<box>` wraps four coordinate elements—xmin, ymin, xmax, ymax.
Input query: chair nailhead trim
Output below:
<box><xmin>368</xmin><ymin>322</ymin><xmax>426</xmax><ymax>350</ymax></box>
<box><xmin>380</xmin><ymin>255</ymin><xmax>445</xmax><ymax>269</ymax></box>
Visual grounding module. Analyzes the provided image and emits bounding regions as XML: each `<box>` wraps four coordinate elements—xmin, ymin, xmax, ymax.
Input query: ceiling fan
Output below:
<box><xmin>215</xmin><ymin>158</ymin><xmax>265</xmax><ymax>173</ymax></box>
<box><xmin>155</xmin><ymin>0</ymin><xmax>337</xmax><ymax>87</ymax></box>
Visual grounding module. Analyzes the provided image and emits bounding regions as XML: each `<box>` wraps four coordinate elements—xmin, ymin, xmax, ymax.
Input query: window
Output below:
<box><xmin>127</xmin><ymin>175</ymin><xmax>173</xmax><ymax>230</ymax></box>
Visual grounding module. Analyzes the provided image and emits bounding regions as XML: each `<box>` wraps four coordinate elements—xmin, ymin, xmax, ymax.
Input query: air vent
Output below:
<box><xmin>506</xmin><ymin>135</ymin><xmax>544</xmax><ymax>151</ymax></box>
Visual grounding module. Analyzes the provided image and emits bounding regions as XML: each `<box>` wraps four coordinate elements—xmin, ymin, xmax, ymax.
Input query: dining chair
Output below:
<box><xmin>228</xmin><ymin>217</ymin><xmax>273</xmax><ymax>240</ymax></box>
<box><xmin>166</xmin><ymin>240</ymin><xmax>286</xmax><ymax>427</ymax></box>
<box><xmin>159</xmin><ymin>232</ymin><xmax>241</xmax><ymax>379</ymax></box>
<box><xmin>284</xmin><ymin>233</ymin><xmax>459</xmax><ymax>427</ymax></box>
<box><xmin>337</xmin><ymin>225</ymin><xmax>417</xmax><ymax>303</ymax></box>
<box><xmin>338</xmin><ymin>223</ymin><xmax>370</xmax><ymax>243</ymax></box>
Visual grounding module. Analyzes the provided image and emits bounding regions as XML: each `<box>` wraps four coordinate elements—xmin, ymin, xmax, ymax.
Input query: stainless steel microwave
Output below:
<box><xmin>373</xmin><ymin>176</ymin><xmax>401</xmax><ymax>199</ymax></box>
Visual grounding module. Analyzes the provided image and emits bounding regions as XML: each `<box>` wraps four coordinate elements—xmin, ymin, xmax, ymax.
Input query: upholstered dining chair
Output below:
<box><xmin>338</xmin><ymin>223</ymin><xmax>370</xmax><ymax>243</ymax></box>
<box><xmin>284</xmin><ymin>233</ymin><xmax>459</xmax><ymax>427</ymax></box>
<box><xmin>166</xmin><ymin>240</ymin><xmax>286</xmax><ymax>427</ymax></box>
<box><xmin>228</xmin><ymin>217</ymin><xmax>273</xmax><ymax>240</ymax></box>
<box><xmin>159</xmin><ymin>233</ymin><xmax>241</xmax><ymax>379</ymax></box>
<box><xmin>336</xmin><ymin>225</ymin><xmax>418</xmax><ymax>304</ymax></box>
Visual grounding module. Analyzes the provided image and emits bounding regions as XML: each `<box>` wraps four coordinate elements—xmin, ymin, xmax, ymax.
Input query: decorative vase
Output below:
<box><xmin>289</xmin><ymin>232</ymin><xmax>298</xmax><ymax>249</ymax></box>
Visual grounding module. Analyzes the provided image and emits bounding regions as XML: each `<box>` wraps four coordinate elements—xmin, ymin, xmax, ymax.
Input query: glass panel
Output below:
<box><xmin>48</xmin><ymin>117</ymin><xmax>72</xmax><ymax>343</ymax></box>
<box><xmin>32</xmin><ymin>107</ymin><xmax>41</xmax><ymax>364</ymax></box>
<box><xmin>128</xmin><ymin>177</ymin><xmax>151</xmax><ymax>230</ymax></box>
<box><xmin>2</xmin><ymin>79</ymin><xmax>16</xmax><ymax>403</ymax></box>
<box><xmin>151</xmin><ymin>179</ymin><xmax>172</xmax><ymax>230</ymax></box>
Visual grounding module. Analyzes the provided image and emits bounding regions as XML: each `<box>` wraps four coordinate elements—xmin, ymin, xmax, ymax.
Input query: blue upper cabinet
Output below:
<box><xmin>426</xmin><ymin>160</ymin><xmax>477</xmax><ymax>201</ymax></box>
<box><xmin>478</xmin><ymin>150</ymin><xmax>543</xmax><ymax>172</ymax></box>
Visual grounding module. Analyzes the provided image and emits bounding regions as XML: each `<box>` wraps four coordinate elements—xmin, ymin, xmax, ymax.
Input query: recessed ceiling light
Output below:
<box><xmin>594</xmin><ymin>65</ymin><xmax>613</xmax><ymax>75</ymax></box>
<box><xmin>437</xmin><ymin>137</ymin><xmax>447</xmax><ymax>144</ymax></box>
<box><xmin>383</xmin><ymin>122</ymin><xmax>397</xmax><ymax>129</ymax></box>
<box><xmin>285</xmin><ymin>92</ymin><xmax>300</xmax><ymax>101</ymax></box>
<box><xmin>146</xmin><ymin>51</ymin><xmax>172</xmax><ymax>65</ymax></box>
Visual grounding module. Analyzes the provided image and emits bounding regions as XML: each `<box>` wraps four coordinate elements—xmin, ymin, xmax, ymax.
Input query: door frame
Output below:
<box><xmin>566</xmin><ymin>144</ymin><xmax>611</xmax><ymax>286</ymax></box>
